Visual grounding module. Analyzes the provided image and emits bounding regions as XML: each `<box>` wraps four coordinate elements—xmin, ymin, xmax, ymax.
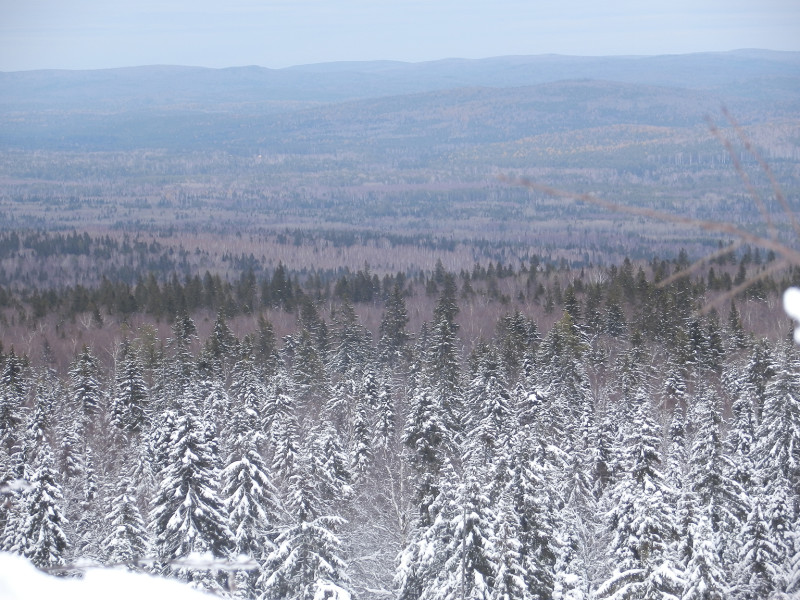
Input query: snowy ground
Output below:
<box><xmin>0</xmin><ymin>553</ymin><xmax>212</xmax><ymax>600</ymax></box>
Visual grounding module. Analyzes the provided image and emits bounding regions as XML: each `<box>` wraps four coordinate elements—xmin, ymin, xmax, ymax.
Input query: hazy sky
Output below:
<box><xmin>1</xmin><ymin>0</ymin><xmax>798</xmax><ymax>71</ymax></box>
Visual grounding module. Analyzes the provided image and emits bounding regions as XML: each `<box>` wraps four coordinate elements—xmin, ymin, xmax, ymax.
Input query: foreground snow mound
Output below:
<box><xmin>0</xmin><ymin>553</ymin><xmax>213</xmax><ymax>600</ymax></box>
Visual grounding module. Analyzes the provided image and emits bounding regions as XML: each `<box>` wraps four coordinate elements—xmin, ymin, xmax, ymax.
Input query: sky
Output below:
<box><xmin>0</xmin><ymin>0</ymin><xmax>798</xmax><ymax>71</ymax></box>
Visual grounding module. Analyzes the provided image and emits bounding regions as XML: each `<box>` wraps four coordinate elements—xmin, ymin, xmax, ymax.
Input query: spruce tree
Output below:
<box><xmin>102</xmin><ymin>474</ymin><xmax>149</xmax><ymax>569</ymax></box>
<box><xmin>150</xmin><ymin>389</ymin><xmax>233</xmax><ymax>590</ymax></box>
<box><xmin>69</xmin><ymin>346</ymin><xmax>103</xmax><ymax>430</ymax></box>
<box><xmin>379</xmin><ymin>283</ymin><xmax>411</xmax><ymax>366</ymax></box>
<box><xmin>223</xmin><ymin>410</ymin><xmax>280</xmax><ymax>598</ymax></box>
<box><xmin>110</xmin><ymin>342</ymin><xmax>149</xmax><ymax>436</ymax></box>
<box><xmin>681</xmin><ymin>511</ymin><xmax>728</xmax><ymax>600</ymax></box>
<box><xmin>491</xmin><ymin>494</ymin><xmax>531</xmax><ymax>600</ymax></box>
<box><xmin>756</xmin><ymin>342</ymin><xmax>800</xmax><ymax>498</ymax></box>
<box><xmin>598</xmin><ymin>396</ymin><xmax>682</xmax><ymax>600</ymax></box>
<box><xmin>735</xmin><ymin>497</ymin><xmax>782</xmax><ymax>599</ymax></box>
<box><xmin>4</xmin><ymin>443</ymin><xmax>70</xmax><ymax>570</ymax></box>
<box><xmin>259</xmin><ymin>447</ymin><xmax>350</xmax><ymax>600</ymax></box>
<box><xmin>0</xmin><ymin>350</ymin><xmax>27</xmax><ymax>452</ymax></box>
<box><xmin>688</xmin><ymin>386</ymin><xmax>745</xmax><ymax>552</ymax></box>
<box><xmin>403</xmin><ymin>382</ymin><xmax>447</xmax><ymax>526</ymax></box>
<box><xmin>417</xmin><ymin>469</ymin><xmax>497</xmax><ymax>600</ymax></box>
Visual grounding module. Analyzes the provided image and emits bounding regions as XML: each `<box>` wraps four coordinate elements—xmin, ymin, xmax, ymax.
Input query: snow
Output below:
<box><xmin>0</xmin><ymin>552</ymin><xmax>214</xmax><ymax>600</ymax></box>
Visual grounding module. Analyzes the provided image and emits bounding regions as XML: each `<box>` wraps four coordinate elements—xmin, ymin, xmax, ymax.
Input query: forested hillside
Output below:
<box><xmin>1</xmin><ymin>250</ymin><xmax>800</xmax><ymax>598</ymax></box>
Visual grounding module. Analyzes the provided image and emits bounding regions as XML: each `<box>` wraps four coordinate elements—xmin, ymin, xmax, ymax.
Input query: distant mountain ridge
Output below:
<box><xmin>2</xmin><ymin>50</ymin><xmax>799</xmax><ymax>111</ymax></box>
<box><xmin>0</xmin><ymin>50</ymin><xmax>798</xmax><ymax>153</ymax></box>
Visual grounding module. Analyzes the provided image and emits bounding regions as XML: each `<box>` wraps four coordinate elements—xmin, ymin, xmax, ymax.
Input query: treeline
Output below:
<box><xmin>1</xmin><ymin>241</ymin><xmax>795</xmax><ymax>348</ymax></box>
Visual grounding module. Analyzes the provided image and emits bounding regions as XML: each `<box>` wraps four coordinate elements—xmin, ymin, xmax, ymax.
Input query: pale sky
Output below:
<box><xmin>1</xmin><ymin>0</ymin><xmax>798</xmax><ymax>71</ymax></box>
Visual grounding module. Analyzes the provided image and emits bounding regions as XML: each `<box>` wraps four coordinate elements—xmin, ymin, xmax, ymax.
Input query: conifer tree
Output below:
<box><xmin>495</xmin><ymin>309</ymin><xmax>539</xmax><ymax>386</ymax></box>
<box><xmin>467</xmin><ymin>345</ymin><xmax>513</xmax><ymax>466</ymax></box>
<box><xmin>756</xmin><ymin>342</ymin><xmax>800</xmax><ymax>498</ymax></box>
<box><xmin>535</xmin><ymin>312</ymin><xmax>590</xmax><ymax>449</ymax></box>
<box><xmin>688</xmin><ymin>386</ymin><xmax>745</xmax><ymax>550</ymax></box>
<box><xmin>229</xmin><ymin>356</ymin><xmax>266</xmax><ymax>432</ymax></box>
<box><xmin>509</xmin><ymin>432</ymin><xmax>558</xmax><ymax>599</ymax></box>
<box><xmin>417</xmin><ymin>469</ymin><xmax>497</xmax><ymax>600</ymax></box>
<box><xmin>222</xmin><ymin>410</ymin><xmax>280</xmax><ymax>598</ymax></box>
<box><xmin>102</xmin><ymin>474</ymin><xmax>149</xmax><ymax>568</ymax></box>
<box><xmin>403</xmin><ymin>382</ymin><xmax>447</xmax><ymax>526</ymax></box>
<box><xmin>110</xmin><ymin>342</ymin><xmax>149</xmax><ymax>436</ymax></box>
<box><xmin>206</xmin><ymin>310</ymin><xmax>240</xmax><ymax>379</ymax></box>
<box><xmin>260</xmin><ymin>447</ymin><xmax>350</xmax><ymax>600</ymax></box>
<box><xmin>598</xmin><ymin>396</ymin><xmax>682</xmax><ymax>600</ymax></box>
<box><xmin>681</xmin><ymin>511</ymin><xmax>728</xmax><ymax>600</ymax></box>
<box><xmin>725</xmin><ymin>379</ymin><xmax>757</xmax><ymax>495</ymax></box>
<box><xmin>288</xmin><ymin>327</ymin><xmax>329</xmax><ymax>409</ymax></box>
<box><xmin>424</xmin><ymin>274</ymin><xmax>464</xmax><ymax>437</ymax></box>
<box><xmin>491</xmin><ymin>495</ymin><xmax>531</xmax><ymax>600</ymax></box>
<box><xmin>0</xmin><ymin>350</ymin><xmax>27</xmax><ymax>452</ymax></box>
<box><xmin>4</xmin><ymin>443</ymin><xmax>70</xmax><ymax>570</ymax></box>
<box><xmin>745</xmin><ymin>338</ymin><xmax>775</xmax><ymax>425</ymax></box>
<box><xmin>150</xmin><ymin>389</ymin><xmax>233</xmax><ymax>590</ymax></box>
<box><xmin>379</xmin><ymin>283</ymin><xmax>411</xmax><ymax>366</ymax></box>
<box><xmin>735</xmin><ymin>498</ymin><xmax>782</xmax><ymax>599</ymax></box>
<box><xmin>374</xmin><ymin>374</ymin><xmax>396</xmax><ymax>453</ymax></box>
<box><xmin>330</xmin><ymin>300</ymin><xmax>373</xmax><ymax>377</ymax></box>
<box><xmin>309</xmin><ymin>419</ymin><xmax>352</xmax><ymax>504</ymax></box>
<box><xmin>69</xmin><ymin>346</ymin><xmax>103</xmax><ymax>429</ymax></box>
<box><xmin>350</xmin><ymin>390</ymin><xmax>373</xmax><ymax>479</ymax></box>
<box><xmin>269</xmin><ymin>378</ymin><xmax>301</xmax><ymax>483</ymax></box>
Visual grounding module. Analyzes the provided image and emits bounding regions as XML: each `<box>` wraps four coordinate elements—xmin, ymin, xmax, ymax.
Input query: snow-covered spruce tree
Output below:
<box><xmin>723</xmin><ymin>365</ymin><xmax>758</xmax><ymax>495</ymax></box>
<box><xmin>0</xmin><ymin>349</ymin><xmax>27</xmax><ymax>452</ymax></box>
<box><xmin>102</xmin><ymin>474</ymin><xmax>150</xmax><ymax>569</ymax></box>
<box><xmin>150</xmin><ymin>388</ymin><xmax>233</xmax><ymax>593</ymax></box>
<box><xmin>350</xmin><ymin>388</ymin><xmax>373</xmax><ymax>481</ymax></box>
<box><xmin>495</xmin><ymin>309</ymin><xmax>539</xmax><ymax>389</ymax></box>
<box><xmin>160</xmin><ymin>313</ymin><xmax>199</xmax><ymax>408</ymax></box>
<box><xmin>229</xmin><ymin>356</ymin><xmax>267</xmax><ymax>434</ymax></box>
<box><xmin>222</xmin><ymin>409</ymin><xmax>280</xmax><ymax>599</ymax></box>
<box><xmin>554</xmin><ymin>439</ymin><xmax>601</xmax><ymax>599</ymax></box>
<box><xmin>756</xmin><ymin>341</ymin><xmax>800</xmax><ymax>501</ymax></box>
<box><xmin>509</xmin><ymin>431</ymin><xmax>559</xmax><ymax>600</ymax></box>
<box><xmin>467</xmin><ymin>344</ymin><xmax>514</xmax><ymax>467</ymax></box>
<box><xmin>110</xmin><ymin>340</ymin><xmax>149</xmax><ymax>437</ymax></box>
<box><xmin>424</xmin><ymin>274</ymin><xmax>464</xmax><ymax>438</ymax></box>
<box><xmin>687</xmin><ymin>385</ymin><xmax>746</xmax><ymax>560</ymax></box>
<box><xmin>666</xmin><ymin>401</ymin><xmax>689</xmax><ymax>489</ymax></box>
<box><xmin>379</xmin><ymin>283</ymin><xmax>411</xmax><ymax>366</ymax></box>
<box><xmin>681</xmin><ymin>510</ymin><xmax>729</xmax><ymax>600</ymax></box>
<box><xmin>69</xmin><ymin>346</ymin><xmax>103</xmax><ymax>432</ymax></box>
<box><xmin>403</xmin><ymin>379</ymin><xmax>448</xmax><ymax>527</ymax></box>
<box><xmin>268</xmin><ymin>374</ymin><xmax>302</xmax><ymax>484</ymax></box>
<box><xmin>373</xmin><ymin>371</ymin><xmax>397</xmax><ymax>454</ymax></box>
<box><xmin>734</xmin><ymin>496</ymin><xmax>783</xmax><ymax>599</ymax></box>
<box><xmin>259</xmin><ymin>444</ymin><xmax>350</xmax><ymax>600</ymax></box>
<box><xmin>534</xmin><ymin>311</ymin><xmax>591</xmax><ymax>451</ymax></box>
<box><xmin>491</xmin><ymin>493</ymin><xmax>531</xmax><ymax>600</ymax></box>
<box><xmin>206</xmin><ymin>310</ymin><xmax>240</xmax><ymax>381</ymax></box>
<box><xmin>26</xmin><ymin>366</ymin><xmax>60</xmax><ymax>449</ymax></box>
<box><xmin>415</xmin><ymin>467</ymin><xmax>497</xmax><ymax>600</ymax></box>
<box><xmin>289</xmin><ymin>326</ymin><xmax>330</xmax><ymax>410</ymax></box>
<box><xmin>3</xmin><ymin>442</ymin><xmax>70</xmax><ymax>571</ymax></box>
<box><xmin>597</xmin><ymin>392</ymin><xmax>683</xmax><ymax>600</ymax></box>
<box><xmin>199</xmin><ymin>373</ymin><xmax>232</xmax><ymax>444</ymax></box>
<box><xmin>744</xmin><ymin>338</ymin><xmax>775</xmax><ymax>426</ymax></box>
<box><xmin>309</xmin><ymin>418</ymin><xmax>353</xmax><ymax>505</ymax></box>
<box><xmin>330</xmin><ymin>300</ymin><xmax>374</xmax><ymax>379</ymax></box>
